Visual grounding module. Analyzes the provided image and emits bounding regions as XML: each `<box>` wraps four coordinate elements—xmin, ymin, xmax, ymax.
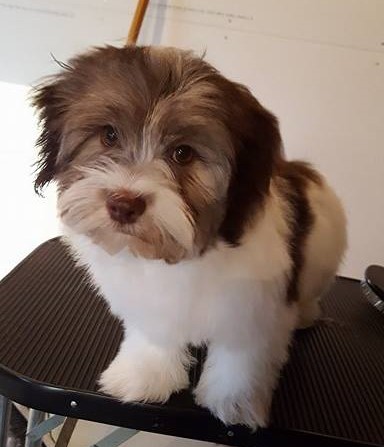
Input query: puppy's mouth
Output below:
<box><xmin>111</xmin><ymin>221</ymin><xmax>151</xmax><ymax>243</ymax></box>
<box><xmin>58</xmin><ymin>177</ymin><xmax>195</xmax><ymax>263</ymax></box>
<box><xmin>92</xmin><ymin>224</ymin><xmax>187</xmax><ymax>263</ymax></box>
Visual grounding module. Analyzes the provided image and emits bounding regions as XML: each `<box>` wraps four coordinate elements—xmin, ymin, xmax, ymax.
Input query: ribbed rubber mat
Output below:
<box><xmin>270</xmin><ymin>280</ymin><xmax>384</xmax><ymax>443</ymax></box>
<box><xmin>0</xmin><ymin>238</ymin><xmax>383</xmax><ymax>445</ymax></box>
<box><xmin>0</xmin><ymin>238</ymin><xmax>124</xmax><ymax>391</ymax></box>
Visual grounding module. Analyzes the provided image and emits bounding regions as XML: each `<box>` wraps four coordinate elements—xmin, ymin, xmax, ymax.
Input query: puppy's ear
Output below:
<box><xmin>219</xmin><ymin>82</ymin><xmax>282</xmax><ymax>244</ymax></box>
<box><xmin>31</xmin><ymin>77</ymin><xmax>69</xmax><ymax>194</ymax></box>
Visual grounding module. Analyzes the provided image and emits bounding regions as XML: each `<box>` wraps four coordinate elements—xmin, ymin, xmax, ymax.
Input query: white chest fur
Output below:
<box><xmin>63</xmin><ymin>195</ymin><xmax>292</xmax><ymax>346</ymax></box>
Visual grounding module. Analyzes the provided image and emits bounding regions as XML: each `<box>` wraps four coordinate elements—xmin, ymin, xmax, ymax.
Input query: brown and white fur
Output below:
<box><xmin>32</xmin><ymin>46</ymin><xmax>347</xmax><ymax>429</ymax></box>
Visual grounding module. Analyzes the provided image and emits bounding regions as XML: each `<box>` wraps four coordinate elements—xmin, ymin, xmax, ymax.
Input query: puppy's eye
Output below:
<box><xmin>172</xmin><ymin>145</ymin><xmax>195</xmax><ymax>165</ymax></box>
<box><xmin>101</xmin><ymin>125</ymin><xmax>118</xmax><ymax>147</ymax></box>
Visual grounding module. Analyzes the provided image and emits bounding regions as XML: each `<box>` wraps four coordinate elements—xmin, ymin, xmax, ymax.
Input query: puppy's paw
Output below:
<box><xmin>194</xmin><ymin>382</ymin><xmax>269</xmax><ymax>430</ymax></box>
<box><xmin>99</xmin><ymin>354</ymin><xmax>189</xmax><ymax>403</ymax></box>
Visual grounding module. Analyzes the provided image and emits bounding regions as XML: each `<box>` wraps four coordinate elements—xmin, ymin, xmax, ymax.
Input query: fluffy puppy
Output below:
<box><xmin>32</xmin><ymin>45</ymin><xmax>347</xmax><ymax>429</ymax></box>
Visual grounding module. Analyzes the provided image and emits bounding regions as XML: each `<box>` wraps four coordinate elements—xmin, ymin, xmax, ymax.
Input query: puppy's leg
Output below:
<box><xmin>99</xmin><ymin>331</ymin><xmax>191</xmax><ymax>403</ymax></box>
<box><xmin>296</xmin><ymin>269</ymin><xmax>336</xmax><ymax>329</ymax></box>
<box><xmin>194</xmin><ymin>304</ymin><xmax>297</xmax><ymax>429</ymax></box>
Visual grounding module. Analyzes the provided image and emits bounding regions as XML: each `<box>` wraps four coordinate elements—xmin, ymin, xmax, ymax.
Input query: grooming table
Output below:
<box><xmin>0</xmin><ymin>238</ymin><xmax>383</xmax><ymax>447</ymax></box>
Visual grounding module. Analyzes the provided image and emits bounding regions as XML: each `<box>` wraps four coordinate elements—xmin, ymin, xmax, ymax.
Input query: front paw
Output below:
<box><xmin>194</xmin><ymin>382</ymin><xmax>269</xmax><ymax>430</ymax></box>
<box><xmin>99</xmin><ymin>354</ymin><xmax>189</xmax><ymax>403</ymax></box>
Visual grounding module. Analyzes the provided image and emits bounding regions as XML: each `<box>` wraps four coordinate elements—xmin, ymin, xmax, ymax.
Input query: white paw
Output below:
<box><xmin>194</xmin><ymin>381</ymin><xmax>270</xmax><ymax>429</ymax></box>
<box><xmin>99</xmin><ymin>353</ymin><xmax>189</xmax><ymax>403</ymax></box>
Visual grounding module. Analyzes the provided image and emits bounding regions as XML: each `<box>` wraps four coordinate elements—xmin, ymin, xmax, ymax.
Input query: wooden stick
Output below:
<box><xmin>55</xmin><ymin>418</ymin><xmax>78</xmax><ymax>447</ymax></box>
<box><xmin>126</xmin><ymin>0</ymin><xmax>150</xmax><ymax>45</ymax></box>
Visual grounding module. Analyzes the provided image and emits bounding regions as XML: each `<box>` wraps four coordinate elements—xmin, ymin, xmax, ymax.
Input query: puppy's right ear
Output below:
<box><xmin>31</xmin><ymin>78</ymin><xmax>68</xmax><ymax>194</ymax></box>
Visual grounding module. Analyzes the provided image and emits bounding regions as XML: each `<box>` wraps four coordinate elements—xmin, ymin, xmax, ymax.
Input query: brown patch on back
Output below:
<box><xmin>276</xmin><ymin>161</ymin><xmax>323</xmax><ymax>302</ymax></box>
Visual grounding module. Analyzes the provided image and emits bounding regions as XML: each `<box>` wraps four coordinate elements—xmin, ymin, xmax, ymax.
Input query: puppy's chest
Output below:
<box><xmin>70</xmin><ymin>235</ymin><xmax>267</xmax><ymax>325</ymax></box>
<box><xmin>87</xmin><ymin>246</ymin><xmax>242</xmax><ymax>310</ymax></box>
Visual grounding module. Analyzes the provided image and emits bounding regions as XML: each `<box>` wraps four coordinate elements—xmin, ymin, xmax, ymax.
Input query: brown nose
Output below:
<box><xmin>106</xmin><ymin>192</ymin><xmax>146</xmax><ymax>224</ymax></box>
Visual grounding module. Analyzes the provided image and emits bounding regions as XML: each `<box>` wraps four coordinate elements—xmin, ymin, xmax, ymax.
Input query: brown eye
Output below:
<box><xmin>101</xmin><ymin>125</ymin><xmax>118</xmax><ymax>147</ymax></box>
<box><xmin>172</xmin><ymin>145</ymin><xmax>195</xmax><ymax>165</ymax></box>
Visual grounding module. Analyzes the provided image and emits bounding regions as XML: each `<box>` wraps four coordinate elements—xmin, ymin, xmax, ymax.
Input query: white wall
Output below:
<box><xmin>0</xmin><ymin>82</ymin><xmax>59</xmax><ymax>278</ymax></box>
<box><xmin>1</xmin><ymin>0</ymin><xmax>383</xmax><ymax>279</ymax></box>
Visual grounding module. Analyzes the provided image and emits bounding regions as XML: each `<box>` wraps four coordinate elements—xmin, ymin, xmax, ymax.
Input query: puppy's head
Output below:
<box><xmin>33</xmin><ymin>46</ymin><xmax>282</xmax><ymax>262</ymax></box>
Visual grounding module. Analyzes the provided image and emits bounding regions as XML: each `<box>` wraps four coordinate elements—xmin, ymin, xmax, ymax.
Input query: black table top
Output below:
<box><xmin>0</xmin><ymin>238</ymin><xmax>383</xmax><ymax>447</ymax></box>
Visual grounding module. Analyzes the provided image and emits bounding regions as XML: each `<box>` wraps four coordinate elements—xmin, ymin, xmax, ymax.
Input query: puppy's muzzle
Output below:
<box><xmin>106</xmin><ymin>191</ymin><xmax>146</xmax><ymax>225</ymax></box>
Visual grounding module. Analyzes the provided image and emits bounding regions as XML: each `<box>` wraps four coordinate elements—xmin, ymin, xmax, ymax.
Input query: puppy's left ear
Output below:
<box><xmin>219</xmin><ymin>82</ymin><xmax>283</xmax><ymax>244</ymax></box>
<box><xmin>31</xmin><ymin>77</ymin><xmax>69</xmax><ymax>194</ymax></box>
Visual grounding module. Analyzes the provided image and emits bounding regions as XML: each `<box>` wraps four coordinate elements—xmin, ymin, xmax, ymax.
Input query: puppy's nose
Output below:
<box><xmin>106</xmin><ymin>192</ymin><xmax>146</xmax><ymax>224</ymax></box>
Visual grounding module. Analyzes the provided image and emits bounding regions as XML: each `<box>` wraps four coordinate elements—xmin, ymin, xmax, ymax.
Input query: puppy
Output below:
<box><xmin>33</xmin><ymin>45</ymin><xmax>347</xmax><ymax>429</ymax></box>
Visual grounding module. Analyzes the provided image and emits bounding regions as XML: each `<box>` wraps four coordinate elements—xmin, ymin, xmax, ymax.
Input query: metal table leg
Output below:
<box><xmin>0</xmin><ymin>396</ymin><xmax>12</xmax><ymax>447</ymax></box>
<box><xmin>25</xmin><ymin>409</ymin><xmax>45</xmax><ymax>447</ymax></box>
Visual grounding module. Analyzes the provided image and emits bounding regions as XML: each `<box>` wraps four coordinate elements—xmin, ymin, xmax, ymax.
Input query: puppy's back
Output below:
<box><xmin>275</xmin><ymin>160</ymin><xmax>347</xmax><ymax>322</ymax></box>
